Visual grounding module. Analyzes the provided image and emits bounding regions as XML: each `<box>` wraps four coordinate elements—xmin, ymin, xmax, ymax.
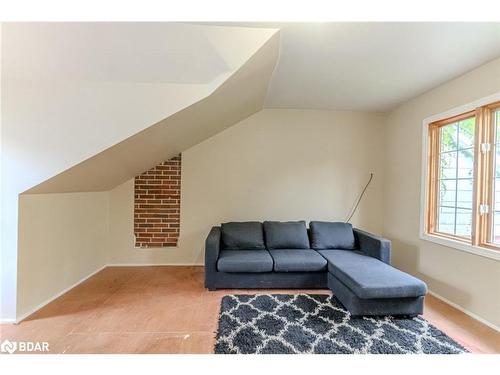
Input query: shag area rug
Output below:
<box><xmin>214</xmin><ymin>294</ymin><xmax>469</xmax><ymax>354</ymax></box>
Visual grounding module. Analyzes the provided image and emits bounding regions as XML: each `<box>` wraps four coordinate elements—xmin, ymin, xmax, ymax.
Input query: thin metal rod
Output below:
<box><xmin>345</xmin><ymin>173</ymin><xmax>374</xmax><ymax>223</ymax></box>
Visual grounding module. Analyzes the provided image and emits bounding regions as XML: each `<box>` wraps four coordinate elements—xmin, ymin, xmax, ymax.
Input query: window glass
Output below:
<box><xmin>436</xmin><ymin>118</ymin><xmax>475</xmax><ymax>237</ymax></box>
<box><xmin>491</xmin><ymin>110</ymin><xmax>500</xmax><ymax>244</ymax></box>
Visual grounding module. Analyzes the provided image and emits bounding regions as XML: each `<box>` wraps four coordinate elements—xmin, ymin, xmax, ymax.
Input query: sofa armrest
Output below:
<box><xmin>353</xmin><ymin>228</ymin><xmax>391</xmax><ymax>264</ymax></box>
<box><xmin>205</xmin><ymin>226</ymin><xmax>221</xmax><ymax>289</ymax></box>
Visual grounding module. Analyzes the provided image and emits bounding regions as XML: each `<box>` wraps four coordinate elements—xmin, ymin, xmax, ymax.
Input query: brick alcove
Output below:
<box><xmin>134</xmin><ymin>155</ymin><xmax>181</xmax><ymax>247</ymax></box>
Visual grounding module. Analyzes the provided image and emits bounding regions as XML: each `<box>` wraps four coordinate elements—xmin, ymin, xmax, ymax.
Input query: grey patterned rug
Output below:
<box><xmin>214</xmin><ymin>294</ymin><xmax>469</xmax><ymax>354</ymax></box>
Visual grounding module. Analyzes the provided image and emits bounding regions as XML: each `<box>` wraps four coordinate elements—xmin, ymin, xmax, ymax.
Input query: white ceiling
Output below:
<box><xmin>2</xmin><ymin>23</ymin><xmax>279</xmax><ymax>194</ymax></box>
<box><xmin>25</xmin><ymin>31</ymin><xmax>280</xmax><ymax>193</ymax></box>
<box><xmin>219</xmin><ymin>22</ymin><xmax>500</xmax><ymax>112</ymax></box>
<box><xmin>3</xmin><ymin>23</ymin><xmax>231</xmax><ymax>84</ymax></box>
<box><xmin>7</xmin><ymin>22</ymin><xmax>499</xmax><ymax>112</ymax></box>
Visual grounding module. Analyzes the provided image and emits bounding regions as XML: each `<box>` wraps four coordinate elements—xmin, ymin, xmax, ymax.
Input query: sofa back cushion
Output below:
<box><xmin>309</xmin><ymin>221</ymin><xmax>356</xmax><ymax>250</ymax></box>
<box><xmin>221</xmin><ymin>222</ymin><xmax>266</xmax><ymax>250</ymax></box>
<box><xmin>263</xmin><ymin>221</ymin><xmax>310</xmax><ymax>249</ymax></box>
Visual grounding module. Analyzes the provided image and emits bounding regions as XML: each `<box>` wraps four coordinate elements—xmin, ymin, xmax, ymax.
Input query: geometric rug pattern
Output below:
<box><xmin>214</xmin><ymin>294</ymin><xmax>469</xmax><ymax>354</ymax></box>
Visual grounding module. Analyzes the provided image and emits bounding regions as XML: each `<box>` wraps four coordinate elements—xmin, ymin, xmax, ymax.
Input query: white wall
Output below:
<box><xmin>11</xmin><ymin>108</ymin><xmax>385</xmax><ymax>319</ymax></box>
<box><xmin>383</xmin><ymin>57</ymin><xmax>500</xmax><ymax>329</ymax></box>
<box><xmin>0</xmin><ymin>23</ymin><xmax>277</xmax><ymax>320</ymax></box>
<box><xmin>0</xmin><ymin>26</ymin><xmax>207</xmax><ymax>320</ymax></box>
<box><xmin>108</xmin><ymin>109</ymin><xmax>387</xmax><ymax>265</ymax></box>
<box><xmin>17</xmin><ymin>192</ymin><xmax>109</xmax><ymax>320</ymax></box>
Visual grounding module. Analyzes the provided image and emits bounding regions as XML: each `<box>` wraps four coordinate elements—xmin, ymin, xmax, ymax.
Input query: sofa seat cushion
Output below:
<box><xmin>263</xmin><ymin>221</ymin><xmax>310</xmax><ymax>249</ymax></box>
<box><xmin>309</xmin><ymin>221</ymin><xmax>356</xmax><ymax>250</ymax></box>
<box><xmin>221</xmin><ymin>222</ymin><xmax>265</xmax><ymax>250</ymax></box>
<box><xmin>318</xmin><ymin>250</ymin><xmax>427</xmax><ymax>299</ymax></box>
<box><xmin>217</xmin><ymin>250</ymin><xmax>273</xmax><ymax>273</ymax></box>
<box><xmin>269</xmin><ymin>249</ymin><xmax>327</xmax><ymax>272</ymax></box>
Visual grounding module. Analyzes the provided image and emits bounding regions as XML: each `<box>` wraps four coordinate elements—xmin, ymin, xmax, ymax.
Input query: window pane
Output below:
<box><xmin>441</xmin><ymin>123</ymin><xmax>458</xmax><ymax>152</ymax></box>
<box><xmin>457</xmin><ymin>148</ymin><xmax>474</xmax><ymax>178</ymax></box>
<box><xmin>493</xmin><ymin>211</ymin><xmax>500</xmax><ymax>244</ymax></box>
<box><xmin>437</xmin><ymin>206</ymin><xmax>455</xmax><ymax>235</ymax></box>
<box><xmin>496</xmin><ymin>149</ymin><xmax>500</xmax><ymax>179</ymax></box>
<box><xmin>440</xmin><ymin>151</ymin><xmax>457</xmax><ymax>179</ymax></box>
<box><xmin>492</xmin><ymin>110</ymin><xmax>500</xmax><ymax>244</ymax></box>
<box><xmin>455</xmin><ymin>208</ymin><xmax>472</xmax><ymax>237</ymax></box>
<box><xmin>457</xmin><ymin>179</ymin><xmax>473</xmax><ymax>209</ymax></box>
<box><xmin>458</xmin><ymin>118</ymin><xmax>475</xmax><ymax>149</ymax></box>
<box><xmin>439</xmin><ymin>179</ymin><xmax>456</xmax><ymax>207</ymax></box>
<box><xmin>496</xmin><ymin>110</ymin><xmax>500</xmax><ymax>145</ymax></box>
<box><xmin>434</xmin><ymin>119</ymin><xmax>475</xmax><ymax>239</ymax></box>
<box><xmin>495</xmin><ymin>177</ymin><xmax>500</xmax><ymax>210</ymax></box>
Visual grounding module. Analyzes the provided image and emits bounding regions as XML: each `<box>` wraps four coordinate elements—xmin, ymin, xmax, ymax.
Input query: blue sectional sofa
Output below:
<box><xmin>205</xmin><ymin>221</ymin><xmax>427</xmax><ymax>316</ymax></box>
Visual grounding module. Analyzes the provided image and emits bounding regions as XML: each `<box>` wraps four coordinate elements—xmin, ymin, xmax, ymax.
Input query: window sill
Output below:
<box><xmin>420</xmin><ymin>233</ymin><xmax>500</xmax><ymax>261</ymax></box>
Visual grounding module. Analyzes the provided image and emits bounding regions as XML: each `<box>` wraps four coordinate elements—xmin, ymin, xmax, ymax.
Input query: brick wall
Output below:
<box><xmin>134</xmin><ymin>155</ymin><xmax>181</xmax><ymax>247</ymax></box>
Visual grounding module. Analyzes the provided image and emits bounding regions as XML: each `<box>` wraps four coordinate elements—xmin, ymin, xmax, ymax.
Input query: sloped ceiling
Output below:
<box><xmin>21</xmin><ymin>25</ymin><xmax>280</xmax><ymax>193</ymax></box>
<box><xmin>267</xmin><ymin>22</ymin><xmax>500</xmax><ymax>111</ymax></box>
<box><xmin>14</xmin><ymin>22</ymin><xmax>498</xmax><ymax>193</ymax></box>
<box><xmin>205</xmin><ymin>22</ymin><xmax>500</xmax><ymax>112</ymax></box>
<box><xmin>4</xmin><ymin>23</ymin><xmax>231</xmax><ymax>84</ymax></box>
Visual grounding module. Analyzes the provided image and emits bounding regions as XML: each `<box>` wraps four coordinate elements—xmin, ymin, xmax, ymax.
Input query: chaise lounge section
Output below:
<box><xmin>322</xmin><ymin>249</ymin><xmax>427</xmax><ymax>316</ymax></box>
<box><xmin>205</xmin><ymin>220</ymin><xmax>427</xmax><ymax>316</ymax></box>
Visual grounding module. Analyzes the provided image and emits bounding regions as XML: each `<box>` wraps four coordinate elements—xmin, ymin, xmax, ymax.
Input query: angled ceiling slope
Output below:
<box><xmin>26</xmin><ymin>28</ymin><xmax>280</xmax><ymax>193</ymax></box>
<box><xmin>267</xmin><ymin>22</ymin><xmax>500</xmax><ymax>112</ymax></box>
<box><xmin>207</xmin><ymin>22</ymin><xmax>500</xmax><ymax>112</ymax></box>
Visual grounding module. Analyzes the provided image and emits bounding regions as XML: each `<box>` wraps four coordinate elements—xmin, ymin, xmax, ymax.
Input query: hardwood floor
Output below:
<box><xmin>0</xmin><ymin>266</ymin><xmax>498</xmax><ymax>354</ymax></box>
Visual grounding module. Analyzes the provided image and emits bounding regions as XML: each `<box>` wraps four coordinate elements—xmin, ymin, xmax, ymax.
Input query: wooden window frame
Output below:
<box><xmin>425</xmin><ymin>111</ymin><xmax>476</xmax><ymax>243</ymax></box>
<box><xmin>476</xmin><ymin>101</ymin><xmax>500</xmax><ymax>250</ymax></box>
<box><xmin>424</xmin><ymin>100</ymin><xmax>500</xmax><ymax>254</ymax></box>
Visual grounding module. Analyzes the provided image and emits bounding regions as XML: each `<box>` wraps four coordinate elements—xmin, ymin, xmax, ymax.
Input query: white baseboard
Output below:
<box><xmin>14</xmin><ymin>265</ymin><xmax>107</xmax><ymax>324</ymax></box>
<box><xmin>107</xmin><ymin>263</ymin><xmax>204</xmax><ymax>267</ymax></box>
<box><xmin>11</xmin><ymin>265</ymin><xmax>497</xmax><ymax>333</ymax></box>
<box><xmin>0</xmin><ymin>318</ymin><xmax>17</xmax><ymax>323</ymax></box>
<box><xmin>428</xmin><ymin>290</ymin><xmax>500</xmax><ymax>332</ymax></box>
<box><xmin>11</xmin><ymin>263</ymin><xmax>203</xmax><ymax>323</ymax></box>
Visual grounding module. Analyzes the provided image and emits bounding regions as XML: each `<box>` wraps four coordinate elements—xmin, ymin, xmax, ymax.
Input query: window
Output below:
<box><xmin>424</xmin><ymin>100</ymin><xmax>500</xmax><ymax>255</ymax></box>
<box><xmin>488</xmin><ymin>108</ymin><xmax>500</xmax><ymax>244</ymax></box>
<box><xmin>435</xmin><ymin>115</ymin><xmax>475</xmax><ymax>238</ymax></box>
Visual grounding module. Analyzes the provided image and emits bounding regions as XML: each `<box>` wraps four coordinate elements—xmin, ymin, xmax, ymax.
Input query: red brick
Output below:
<box><xmin>134</xmin><ymin>154</ymin><xmax>181</xmax><ymax>248</ymax></box>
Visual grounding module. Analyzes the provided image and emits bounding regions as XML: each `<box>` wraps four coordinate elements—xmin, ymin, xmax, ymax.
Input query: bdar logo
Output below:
<box><xmin>0</xmin><ymin>340</ymin><xmax>49</xmax><ymax>353</ymax></box>
<box><xmin>1</xmin><ymin>340</ymin><xmax>17</xmax><ymax>354</ymax></box>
